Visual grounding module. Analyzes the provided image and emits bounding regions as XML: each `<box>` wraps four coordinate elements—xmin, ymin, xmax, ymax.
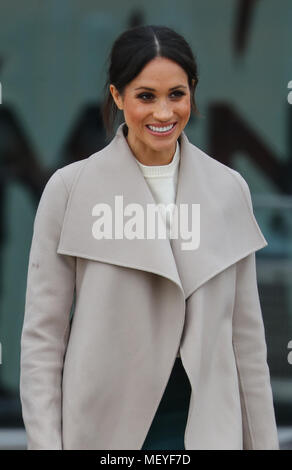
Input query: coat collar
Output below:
<box><xmin>57</xmin><ymin>122</ymin><xmax>267</xmax><ymax>299</ymax></box>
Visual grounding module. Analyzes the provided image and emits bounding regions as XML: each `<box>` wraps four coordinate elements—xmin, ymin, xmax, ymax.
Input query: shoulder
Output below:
<box><xmin>226</xmin><ymin>167</ymin><xmax>254</xmax><ymax>212</ymax></box>
<box><xmin>57</xmin><ymin>154</ymin><xmax>94</xmax><ymax>195</ymax></box>
<box><xmin>187</xmin><ymin>140</ymin><xmax>254</xmax><ymax>213</ymax></box>
<box><xmin>189</xmin><ymin>142</ymin><xmax>267</xmax><ymax>246</ymax></box>
<box><xmin>43</xmin><ymin>146</ymin><xmax>107</xmax><ymax>197</ymax></box>
<box><xmin>35</xmin><ymin>150</ymin><xmax>105</xmax><ymax>227</ymax></box>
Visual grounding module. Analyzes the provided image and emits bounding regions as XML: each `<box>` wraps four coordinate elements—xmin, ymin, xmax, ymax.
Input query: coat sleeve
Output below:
<box><xmin>20</xmin><ymin>169</ymin><xmax>76</xmax><ymax>450</ymax></box>
<box><xmin>232</xmin><ymin>172</ymin><xmax>279</xmax><ymax>450</ymax></box>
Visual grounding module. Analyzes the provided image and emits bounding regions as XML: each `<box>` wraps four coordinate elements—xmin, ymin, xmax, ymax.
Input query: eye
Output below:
<box><xmin>136</xmin><ymin>90</ymin><xmax>186</xmax><ymax>102</ymax></box>
<box><xmin>170</xmin><ymin>90</ymin><xmax>186</xmax><ymax>98</ymax></box>
<box><xmin>137</xmin><ymin>92</ymin><xmax>154</xmax><ymax>101</ymax></box>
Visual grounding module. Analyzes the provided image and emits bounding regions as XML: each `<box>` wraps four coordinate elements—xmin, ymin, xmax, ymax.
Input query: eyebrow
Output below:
<box><xmin>134</xmin><ymin>85</ymin><xmax>188</xmax><ymax>91</ymax></box>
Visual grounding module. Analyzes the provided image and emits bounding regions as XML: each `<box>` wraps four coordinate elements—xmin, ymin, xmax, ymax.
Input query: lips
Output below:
<box><xmin>145</xmin><ymin>122</ymin><xmax>178</xmax><ymax>136</ymax></box>
<box><xmin>146</xmin><ymin>122</ymin><xmax>177</xmax><ymax>128</ymax></box>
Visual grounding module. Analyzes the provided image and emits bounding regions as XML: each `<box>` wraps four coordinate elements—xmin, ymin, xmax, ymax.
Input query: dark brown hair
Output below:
<box><xmin>101</xmin><ymin>24</ymin><xmax>200</xmax><ymax>139</ymax></box>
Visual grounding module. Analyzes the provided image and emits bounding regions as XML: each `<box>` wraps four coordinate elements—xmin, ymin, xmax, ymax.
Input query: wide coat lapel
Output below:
<box><xmin>57</xmin><ymin>122</ymin><xmax>267</xmax><ymax>299</ymax></box>
<box><xmin>171</xmin><ymin>128</ymin><xmax>268</xmax><ymax>298</ymax></box>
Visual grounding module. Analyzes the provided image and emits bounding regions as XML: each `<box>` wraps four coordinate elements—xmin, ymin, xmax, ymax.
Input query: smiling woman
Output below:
<box><xmin>20</xmin><ymin>24</ymin><xmax>279</xmax><ymax>451</ymax></box>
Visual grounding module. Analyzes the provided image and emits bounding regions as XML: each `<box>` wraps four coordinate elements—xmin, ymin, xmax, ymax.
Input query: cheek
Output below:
<box><xmin>178</xmin><ymin>99</ymin><xmax>191</xmax><ymax>118</ymax></box>
<box><xmin>124</xmin><ymin>99</ymin><xmax>147</xmax><ymax>123</ymax></box>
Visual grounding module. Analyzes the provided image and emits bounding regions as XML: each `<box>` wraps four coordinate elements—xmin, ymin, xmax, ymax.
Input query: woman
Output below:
<box><xmin>20</xmin><ymin>25</ymin><xmax>279</xmax><ymax>450</ymax></box>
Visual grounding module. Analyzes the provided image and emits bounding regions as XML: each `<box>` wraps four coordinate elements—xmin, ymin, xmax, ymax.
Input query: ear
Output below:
<box><xmin>109</xmin><ymin>84</ymin><xmax>124</xmax><ymax>110</ymax></box>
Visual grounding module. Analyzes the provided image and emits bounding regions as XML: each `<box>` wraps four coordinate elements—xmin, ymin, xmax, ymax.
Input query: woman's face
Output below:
<box><xmin>110</xmin><ymin>57</ymin><xmax>191</xmax><ymax>158</ymax></box>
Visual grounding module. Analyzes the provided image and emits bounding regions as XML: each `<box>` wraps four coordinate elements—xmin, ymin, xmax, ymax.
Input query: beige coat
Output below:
<box><xmin>20</xmin><ymin>122</ymin><xmax>279</xmax><ymax>450</ymax></box>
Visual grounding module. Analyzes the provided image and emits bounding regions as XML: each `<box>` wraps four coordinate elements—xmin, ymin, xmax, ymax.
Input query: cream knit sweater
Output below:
<box><xmin>135</xmin><ymin>140</ymin><xmax>181</xmax><ymax>358</ymax></box>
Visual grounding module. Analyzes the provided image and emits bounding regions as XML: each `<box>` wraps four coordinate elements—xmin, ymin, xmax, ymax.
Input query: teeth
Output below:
<box><xmin>148</xmin><ymin>124</ymin><xmax>174</xmax><ymax>132</ymax></box>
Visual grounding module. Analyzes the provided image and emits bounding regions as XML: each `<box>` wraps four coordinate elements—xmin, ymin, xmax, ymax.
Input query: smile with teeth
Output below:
<box><xmin>146</xmin><ymin>123</ymin><xmax>176</xmax><ymax>133</ymax></box>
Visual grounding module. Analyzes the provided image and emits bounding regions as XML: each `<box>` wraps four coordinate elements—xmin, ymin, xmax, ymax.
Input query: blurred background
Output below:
<box><xmin>0</xmin><ymin>0</ymin><xmax>291</xmax><ymax>450</ymax></box>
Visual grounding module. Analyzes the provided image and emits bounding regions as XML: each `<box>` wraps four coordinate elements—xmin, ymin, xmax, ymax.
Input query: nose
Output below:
<box><xmin>152</xmin><ymin>99</ymin><xmax>174</xmax><ymax>121</ymax></box>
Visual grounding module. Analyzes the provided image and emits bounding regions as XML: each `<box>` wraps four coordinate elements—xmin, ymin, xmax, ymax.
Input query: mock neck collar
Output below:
<box><xmin>135</xmin><ymin>140</ymin><xmax>180</xmax><ymax>178</ymax></box>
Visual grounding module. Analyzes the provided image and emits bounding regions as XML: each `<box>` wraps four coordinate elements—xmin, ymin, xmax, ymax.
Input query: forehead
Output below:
<box><xmin>129</xmin><ymin>57</ymin><xmax>188</xmax><ymax>88</ymax></box>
